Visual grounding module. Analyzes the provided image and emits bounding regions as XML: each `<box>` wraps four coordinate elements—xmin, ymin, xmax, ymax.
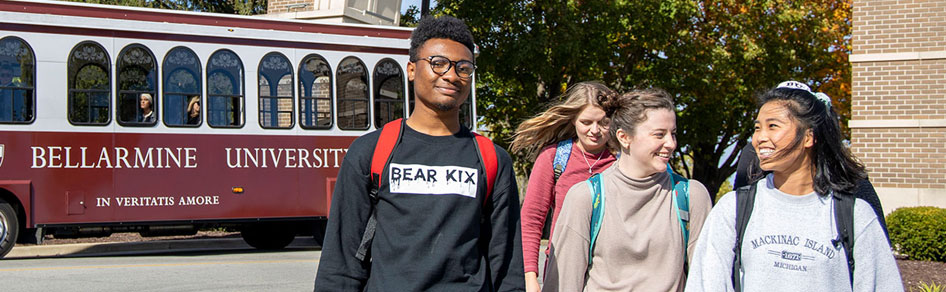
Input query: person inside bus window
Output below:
<box><xmin>314</xmin><ymin>15</ymin><xmax>525</xmax><ymax>291</ymax></box>
<box><xmin>138</xmin><ymin>93</ymin><xmax>155</xmax><ymax>123</ymax></box>
<box><xmin>0</xmin><ymin>67</ymin><xmax>12</xmax><ymax>121</ymax></box>
<box><xmin>186</xmin><ymin>96</ymin><xmax>200</xmax><ymax>125</ymax></box>
<box><xmin>0</xmin><ymin>67</ymin><xmax>12</xmax><ymax>86</ymax></box>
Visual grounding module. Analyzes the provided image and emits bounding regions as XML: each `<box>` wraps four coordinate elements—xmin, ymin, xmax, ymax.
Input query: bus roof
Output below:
<box><xmin>0</xmin><ymin>0</ymin><xmax>414</xmax><ymax>39</ymax></box>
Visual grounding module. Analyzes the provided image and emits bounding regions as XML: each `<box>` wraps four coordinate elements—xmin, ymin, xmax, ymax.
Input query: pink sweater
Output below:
<box><xmin>520</xmin><ymin>142</ymin><xmax>616</xmax><ymax>273</ymax></box>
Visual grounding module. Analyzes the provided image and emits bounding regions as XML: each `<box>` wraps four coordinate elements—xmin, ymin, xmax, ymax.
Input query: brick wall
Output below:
<box><xmin>852</xmin><ymin>0</ymin><xmax>946</xmax><ymax>210</ymax></box>
<box><xmin>851</xmin><ymin>59</ymin><xmax>946</xmax><ymax>121</ymax></box>
<box><xmin>852</xmin><ymin>0</ymin><xmax>946</xmax><ymax>55</ymax></box>
<box><xmin>851</xmin><ymin>128</ymin><xmax>946</xmax><ymax>188</ymax></box>
<box><xmin>267</xmin><ymin>0</ymin><xmax>317</xmax><ymax>14</ymax></box>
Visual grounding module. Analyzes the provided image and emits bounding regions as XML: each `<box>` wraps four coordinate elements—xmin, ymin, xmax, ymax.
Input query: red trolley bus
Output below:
<box><xmin>0</xmin><ymin>0</ymin><xmax>478</xmax><ymax>257</ymax></box>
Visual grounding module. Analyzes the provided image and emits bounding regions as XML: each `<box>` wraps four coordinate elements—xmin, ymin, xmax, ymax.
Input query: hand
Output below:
<box><xmin>525</xmin><ymin>271</ymin><xmax>540</xmax><ymax>292</ymax></box>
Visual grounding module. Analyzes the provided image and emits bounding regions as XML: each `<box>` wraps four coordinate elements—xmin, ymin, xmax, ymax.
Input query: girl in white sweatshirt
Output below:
<box><xmin>685</xmin><ymin>81</ymin><xmax>903</xmax><ymax>292</ymax></box>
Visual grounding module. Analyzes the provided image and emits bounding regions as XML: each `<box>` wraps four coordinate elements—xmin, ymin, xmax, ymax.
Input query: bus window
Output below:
<box><xmin>372</xmin><ymin>58</ymin><xmax>404</xmax><ymax>128</ymax></box>
<box><xmin>298</xmin><ymin>54</ymin><xmax>332</xmax><ymax>129</ymax></box>
<box><xmin>259</xmin><ymin>52</ymin><xmax>293</xmax><ymax>129</ymax></box>
<box><xmin>116</xmin><ymin>44</ymin><xmax>157</xmax><ymax>126</ymax></box>
<box><xmin>0</xmin><ymin>36</ymin><xmax>35</xmax><ymax>123</ymax></box>
<box><xmin>460</xmin><ymin>91</ymin><xmax>472</xmax><ymax>129</ymax></box>
<box><xmin>408</xmin><ymin>78</ymin><xmax>414</xmax><ymax>112</ymax></box>
<box><xmin>337</xmin><ymin>56</ymin><xmax>369</xmax><ymax>130</ymax></box>
<box><xmin>163</xmin><ymin>46</ymin><xmax>202</xmax><ymax>127</ymax></box>
<box><xmin>68</xmin><ymin>41</ymin><xmax>111</xmax><ymax>125</ymax></box>
<box><xmin>206</xmin><ymin>49</ymin><xmax>244</xmax><ymax>128</ymax></box>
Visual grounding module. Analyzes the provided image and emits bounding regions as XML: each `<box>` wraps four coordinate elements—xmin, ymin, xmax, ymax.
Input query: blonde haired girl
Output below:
<box><xmin>511</xmin><ymin>81</ymin><xmax>617</xmax><ymax>292</ymax></box>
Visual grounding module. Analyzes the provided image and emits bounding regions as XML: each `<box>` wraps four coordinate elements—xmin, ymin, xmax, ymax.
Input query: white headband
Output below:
<box><xmin>776</xmin><ymin>80</ymin><xmax>831</xmax><ymax>108</ymax></box>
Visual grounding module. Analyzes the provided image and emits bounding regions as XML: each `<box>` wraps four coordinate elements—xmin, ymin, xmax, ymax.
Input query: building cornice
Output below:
<box><xmin>849</xmin><ymin>119</ymin><xmax>946</xmax><ymax>128</ymax></box>
<box><xmin>850</xmin><ymin>51</ymin><xmax>946</xmax><ymax>63</ymax></box>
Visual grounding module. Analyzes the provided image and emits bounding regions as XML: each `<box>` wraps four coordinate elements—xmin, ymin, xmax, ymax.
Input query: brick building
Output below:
<box><xmin>850</xmin><ymin>0</ymin><xmax>946</xmax><ymax>212</ymax></box>
<box><xmin>265</xmin><ymin>0</ymin><xmax>402</xmax><ymax>26</ymax></box>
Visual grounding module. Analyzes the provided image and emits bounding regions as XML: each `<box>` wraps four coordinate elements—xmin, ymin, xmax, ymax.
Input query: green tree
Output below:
<box><xmin>438</xmin><ymin>0</ymin><xmax>852</xmax><ymax>198</ymax></box>
<box><xmin>400</xmin><ymin>5</ymin><xmax>422</xmax><ymax>27</ymax></box>
<box><xmin>65</xmin><ymin>0</ymin><xmax>267</xmax><ymax>15</ymax></box>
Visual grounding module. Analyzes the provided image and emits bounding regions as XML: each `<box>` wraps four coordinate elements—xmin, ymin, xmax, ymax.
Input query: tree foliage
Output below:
<box><xmin>400</xmin><ymin>5</ymin><xmax>422</xmax><ymax>27</ymax></box>
<box><xmin>65</xmin><ymin>0</ymin><xmax>267</xmax><ymax>15</ymax></box>
<box><xmin>437</xmin><ymin>0</ymin><xmax>852</xmax><ymax>198</ymax></box>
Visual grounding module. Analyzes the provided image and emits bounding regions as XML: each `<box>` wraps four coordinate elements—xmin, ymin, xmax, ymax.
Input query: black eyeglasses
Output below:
<box><xmin>415</xmin><ymin>55</ymin><xmax>476</xmax><ymax>79</ymax></box>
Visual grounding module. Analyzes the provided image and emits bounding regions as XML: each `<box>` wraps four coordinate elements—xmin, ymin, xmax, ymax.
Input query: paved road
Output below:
<box><xmin>1</xmin><ymin>237</ymin><xmax>549</xmax><ymax>291</ymax></box>
<box><xmin>0</xmin><ymin>246</ymin><xmax>321</xmax><ymax>292</ymax></box>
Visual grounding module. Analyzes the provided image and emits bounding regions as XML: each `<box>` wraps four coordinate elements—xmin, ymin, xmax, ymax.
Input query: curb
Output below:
<box><xmin>6</xmin><ymin>237</ymin><xmax>319</xmax><ymax>259</ymax></box>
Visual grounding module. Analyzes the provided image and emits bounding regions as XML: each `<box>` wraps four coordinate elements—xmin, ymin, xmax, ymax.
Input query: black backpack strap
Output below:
<box><xmin>355</xmin><ymin>183</ymin><xmax>381</xmax><ymax>262</ymax></box>
<box><xmin>833</xmin><ymin>191</ymin><xmax>856</xmax><ymax>288</ymax></box>
<box><xmin>355</xmin><ymin>119</ymin><xmax>405</xmax><ymax>262</ymax></box>
<box><xmin>732</xmin><ymin>183</ymin><xmax>757</xmax><ymax>292</ymax></box>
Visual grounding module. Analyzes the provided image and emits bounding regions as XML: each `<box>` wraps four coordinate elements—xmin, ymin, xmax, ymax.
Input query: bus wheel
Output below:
<box><xmin>0</xmin><ymin>198</ymin><xmax>19</xmax><ymax>258</ymax></box>
<box><xmin>241</xmin><ymin>223</ymin><xmax>295</xmax><ymax>250</ymax></box>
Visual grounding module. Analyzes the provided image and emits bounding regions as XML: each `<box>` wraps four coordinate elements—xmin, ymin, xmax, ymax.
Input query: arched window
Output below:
<box><xmin>336</xmin><ymin>57</ymin><xmax>369</xmax><ymax>130</ymax></box>
<box><xmin>68</xmin><ymin>41</ymin><xmax>111</xmax><ymax>125</ymax></box>
<box><xmin>163</xmin><ymin>46</ymin><xmax>202</xmax><ymax>127</ymax></box>
<box><xmin>460</xmin><ymin>91</ymin><xmax>473</xmax><ymax>129</ymax></box>
<box><xmin>259</xmin><ymin>52</ymin><xmax>293</xmax><ymax>129</ymax></box>
<box><xmin>298</xmin><ymin>54</ymin><xmax>333</xmax><ymax>129</ymax></box>
<box><xmin>116</xmin><ymin>44</ymin><xmax>157</xmax><ymax>126</ymax></box>
<box><xmin>206</xmin><ymin>49</ymin><xmax>244</xmax><ymax>128</ymax></box>
<box><xmin>408</xmin><ymin>80</ymin><xmax>414</xmax><ymax>115</ymax></box>
<box><xmin>0</xmin><ymin>36</ymin><xmax>35</xmax><ymax>123</ymax></box>
<box><xmin>372</xmin><ymin>58</ymin><xmax>404</xmax><ymax>128</ymax></box>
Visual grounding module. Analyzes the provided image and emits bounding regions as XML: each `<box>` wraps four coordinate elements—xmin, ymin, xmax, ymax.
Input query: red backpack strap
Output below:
<box><xmin>472</xmin><ymin>133</ymin><xmax>498</xmax><ymax>206</ymax></box>
<box><xmin>370</xmin><ymin>118</ymin><xmax>404</xmax><ymax>187</ymax></box>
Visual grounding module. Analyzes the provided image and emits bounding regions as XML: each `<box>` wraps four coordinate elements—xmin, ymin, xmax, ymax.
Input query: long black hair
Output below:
<box><xmin>752</xmin><ymin>86</ymin><xmax>867</xmax><ymax>195</ymax></box>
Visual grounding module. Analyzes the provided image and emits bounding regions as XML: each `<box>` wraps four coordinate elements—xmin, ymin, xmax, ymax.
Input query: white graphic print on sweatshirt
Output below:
<box><xmin>747</xmin><ymin>233</ymin><xmax>841</xmax><ymax>273</ymax></box>
<box><xmin>388</xmin><ymin>163</ymin><xmax>478</xmax><ymax>198</ymax></box>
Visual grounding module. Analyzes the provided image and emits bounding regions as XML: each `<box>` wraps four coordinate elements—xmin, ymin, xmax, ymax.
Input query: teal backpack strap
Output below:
<box><xmin>586</xmin><ymin>173</ymin><xmax>605</xmax><ymax>267</ymax></box>
<box><xmin>553</xmin><ymin>139</ymin><xmax>573</xmax><ymax>182</ymax></box>
<box><xmin>667</xmin><ymin>165</ymin><xmax>690</xmax><ymax>261</ymax></box>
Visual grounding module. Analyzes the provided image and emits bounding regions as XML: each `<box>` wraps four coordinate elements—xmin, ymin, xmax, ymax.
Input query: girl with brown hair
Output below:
<box><xmin>543</xmin><ymin>89</ymin><xmax>712</xmax><ymax>291</ymax></box>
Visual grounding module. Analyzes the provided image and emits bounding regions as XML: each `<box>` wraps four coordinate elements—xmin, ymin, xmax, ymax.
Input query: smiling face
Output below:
<box><xmin>617</xmin><ymin>108</ymin><xmax>676</xmax><ymax>178</ymax></box>
<box><xmin>407</xmin><ymin>38</ymin><xmax>473</xmax><ymax>113</ymax></box>
<box><xmin>573</xmin><ymin>105</ymin><xmax>610</xmax><ymax>154</ymax></box>
<box><xmin>752</xmin><ymin>101</ymin><xmax>814</xmax><ymax>175</ymax></box>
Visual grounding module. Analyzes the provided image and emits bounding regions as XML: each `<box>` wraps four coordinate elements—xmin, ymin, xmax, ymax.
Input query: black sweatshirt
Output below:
<box><xmin>314</xmin><ymin>124</ymin><xmax>525</xmax><ymax>291</ymax></box>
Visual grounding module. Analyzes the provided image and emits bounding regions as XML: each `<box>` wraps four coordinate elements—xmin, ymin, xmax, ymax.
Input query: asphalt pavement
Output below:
<box><xmin>6</xmin><ymin>237</ymin><xmax>320</xmax><ymax>259</ymax></box>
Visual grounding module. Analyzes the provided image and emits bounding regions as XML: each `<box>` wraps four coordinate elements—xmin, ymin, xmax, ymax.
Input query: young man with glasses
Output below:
<box><xmin>314</xmin><ymin>15</ymin><xmax>525</xmax><ymax>292</ymax></box>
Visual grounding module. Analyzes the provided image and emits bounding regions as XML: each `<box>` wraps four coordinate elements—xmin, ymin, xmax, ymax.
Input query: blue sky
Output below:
<box><xmin>400</xmin><ymin>0</ymin><xmax>436</xmax><ymax>14</ymax></box>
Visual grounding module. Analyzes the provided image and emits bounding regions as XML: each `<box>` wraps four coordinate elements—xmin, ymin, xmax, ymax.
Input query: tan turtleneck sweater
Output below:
<box><xmin>543</xmin><ymin>164</ymin><xmax>712</xmax><ymax>292</ymax></box>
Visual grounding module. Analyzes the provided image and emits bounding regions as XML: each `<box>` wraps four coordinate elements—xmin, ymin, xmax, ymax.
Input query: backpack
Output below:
<box><xmin>354</xmin><ymin>118</ymin><xmax>499</xmax><ymax>262</ymax></box>
<box><xmin>731</xmin><ymin>184</ymin><xmax>855</xmax><ymax>291</ymax></box>
<box><xmin>552</xmin><ymin>139</ymin><xmax>573</xmax><ymax>182</ymax></box>
<box><xmin>585</xmin><ymin>165</ymin><xmax>691</xmax><ymax>266</ymax></box>
<box><xmin>537</xmin><ymin>139</ymin><xmax>575</xmax><ymax>239</ymax></box>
